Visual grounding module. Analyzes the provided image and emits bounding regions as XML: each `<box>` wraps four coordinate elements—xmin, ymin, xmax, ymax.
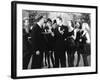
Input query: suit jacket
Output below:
<box><xmin>53</xmin><ymin>26</ymin><xmax>66</xmax><ymax>52</ymax></box>
<box><xmin>31</xmin><ymin>24</ymin><xmax>46</xmax><ymax>52</ymax></box>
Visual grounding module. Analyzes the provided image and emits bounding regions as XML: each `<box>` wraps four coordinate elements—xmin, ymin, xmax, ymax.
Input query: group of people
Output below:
<box><xmin>23</xmin><ymin>15</ymin><xmax>91</xmax><ymax>69</ymax></box>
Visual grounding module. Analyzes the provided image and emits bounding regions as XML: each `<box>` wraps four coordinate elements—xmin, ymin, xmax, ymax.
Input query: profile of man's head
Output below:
<box><xmin>56</xmin><ymin>17</ymin><xmax>63</xmax><ymax>25</ymax></box>
<box><xmin>36</xmin><ymin>16</ymin><xmax>46</xmax><ymax>24</ymax></box>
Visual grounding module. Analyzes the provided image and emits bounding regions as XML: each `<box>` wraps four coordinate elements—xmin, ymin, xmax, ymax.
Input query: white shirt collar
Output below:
<box><xmin>37</xmin><ymin>22</ymin><xmax>41</xmax><ymax>28</ymax></box>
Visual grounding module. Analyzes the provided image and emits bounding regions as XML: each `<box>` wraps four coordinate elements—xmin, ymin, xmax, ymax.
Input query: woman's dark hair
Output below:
<box><xmin>46</xmin><ymin>18</ymin><xmax>52</xmax><ymax>23</ymax></box>
<box><xmin>53</xmin><ymin>19</ymin><xmax>57</xmax><ymax>24</ymax></box>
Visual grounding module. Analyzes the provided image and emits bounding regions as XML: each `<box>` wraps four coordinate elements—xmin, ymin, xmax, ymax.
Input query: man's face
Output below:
<box><xmin>41</xmin><ymin>17</ymin><xmax>46</xmax><ymax>25</ymax></box>
<box><xmin>67</xmin><ymin>21</ymin><xmax>72</xmax><ymax>27</ymax></box>
<box><xmin>56</xmin><ymin>18</ymin><xmax>62</xmax><ymax>25</ymax></box>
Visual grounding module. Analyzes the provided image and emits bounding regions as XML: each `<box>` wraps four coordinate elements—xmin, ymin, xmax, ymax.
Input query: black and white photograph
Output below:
<box><xmin>23</xmin><ymin>10</ymin><xmax>91</xmax><ymax>69</ymax></box>
<box><xmin>11</xmin><ymin>1</ymin><xmax>97</xmax><ymax>79</ymax></box>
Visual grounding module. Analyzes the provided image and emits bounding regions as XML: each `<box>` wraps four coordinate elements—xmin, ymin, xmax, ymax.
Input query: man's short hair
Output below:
<box><xmin>36</xmin><ymin>16</ymin><xmax>44</xmax><ymax>22</ymax></box>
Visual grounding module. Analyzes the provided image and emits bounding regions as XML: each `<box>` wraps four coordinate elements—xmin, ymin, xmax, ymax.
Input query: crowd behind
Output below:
<box><xmin>23</xmin><ymin>15</ymin><xmax>91</xmax><ymax>69</ymax></box>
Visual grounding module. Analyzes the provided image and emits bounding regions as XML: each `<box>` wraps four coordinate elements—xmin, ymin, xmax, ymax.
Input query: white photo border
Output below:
<box><xmin>11</xmin><ymin>1</ymin><xmax>98</xmax><ymax>79</ymax></box>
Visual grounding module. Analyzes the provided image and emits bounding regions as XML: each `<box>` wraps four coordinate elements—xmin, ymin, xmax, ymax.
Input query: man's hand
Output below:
<box><xmin>36</xmin><ymin>50</ymin><xmax>40</xmax><ymax>55</ymax></box>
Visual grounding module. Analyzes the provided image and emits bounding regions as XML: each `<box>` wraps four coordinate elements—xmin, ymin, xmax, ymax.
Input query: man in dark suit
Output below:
<box><xmin>54</xmin><ymin>17</ymin><xmax>66</xmax><ymax>68</ymax></box>
<box><xmin>31</xmin><ymin>16</ymin><xmax>46</xmax><ymax>69</ymax></box>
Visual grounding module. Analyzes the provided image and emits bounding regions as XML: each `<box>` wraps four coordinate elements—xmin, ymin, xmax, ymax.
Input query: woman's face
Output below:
<box><xmin>52</xmin><ymin>23</ymin><xmax>57</xmax><ymax>29</ymax></box>
<box><xmin>76</xmin><ymin>22</ymin><xmax>80</xmax><ymax>28</ymax></box>
<box><xmin>46</xmin><ymin>21</ymin><xmax>52</xmax><ymax>27</ymax></box>
<box><xmin>24</xmin><ymin>20</ymin><xmax>29</xmax><ymax>26</ymax></box>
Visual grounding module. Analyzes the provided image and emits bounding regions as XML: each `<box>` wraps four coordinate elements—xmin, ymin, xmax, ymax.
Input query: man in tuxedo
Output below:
<box><xmin>54</xmin><ymin>17</ymin><xmax>66</xmax><ymax>67</ymax></box>
<box><xmin>31</xmin><ymin>16</ymin><xmax>46</xmax><ymax>69</ymax></box>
